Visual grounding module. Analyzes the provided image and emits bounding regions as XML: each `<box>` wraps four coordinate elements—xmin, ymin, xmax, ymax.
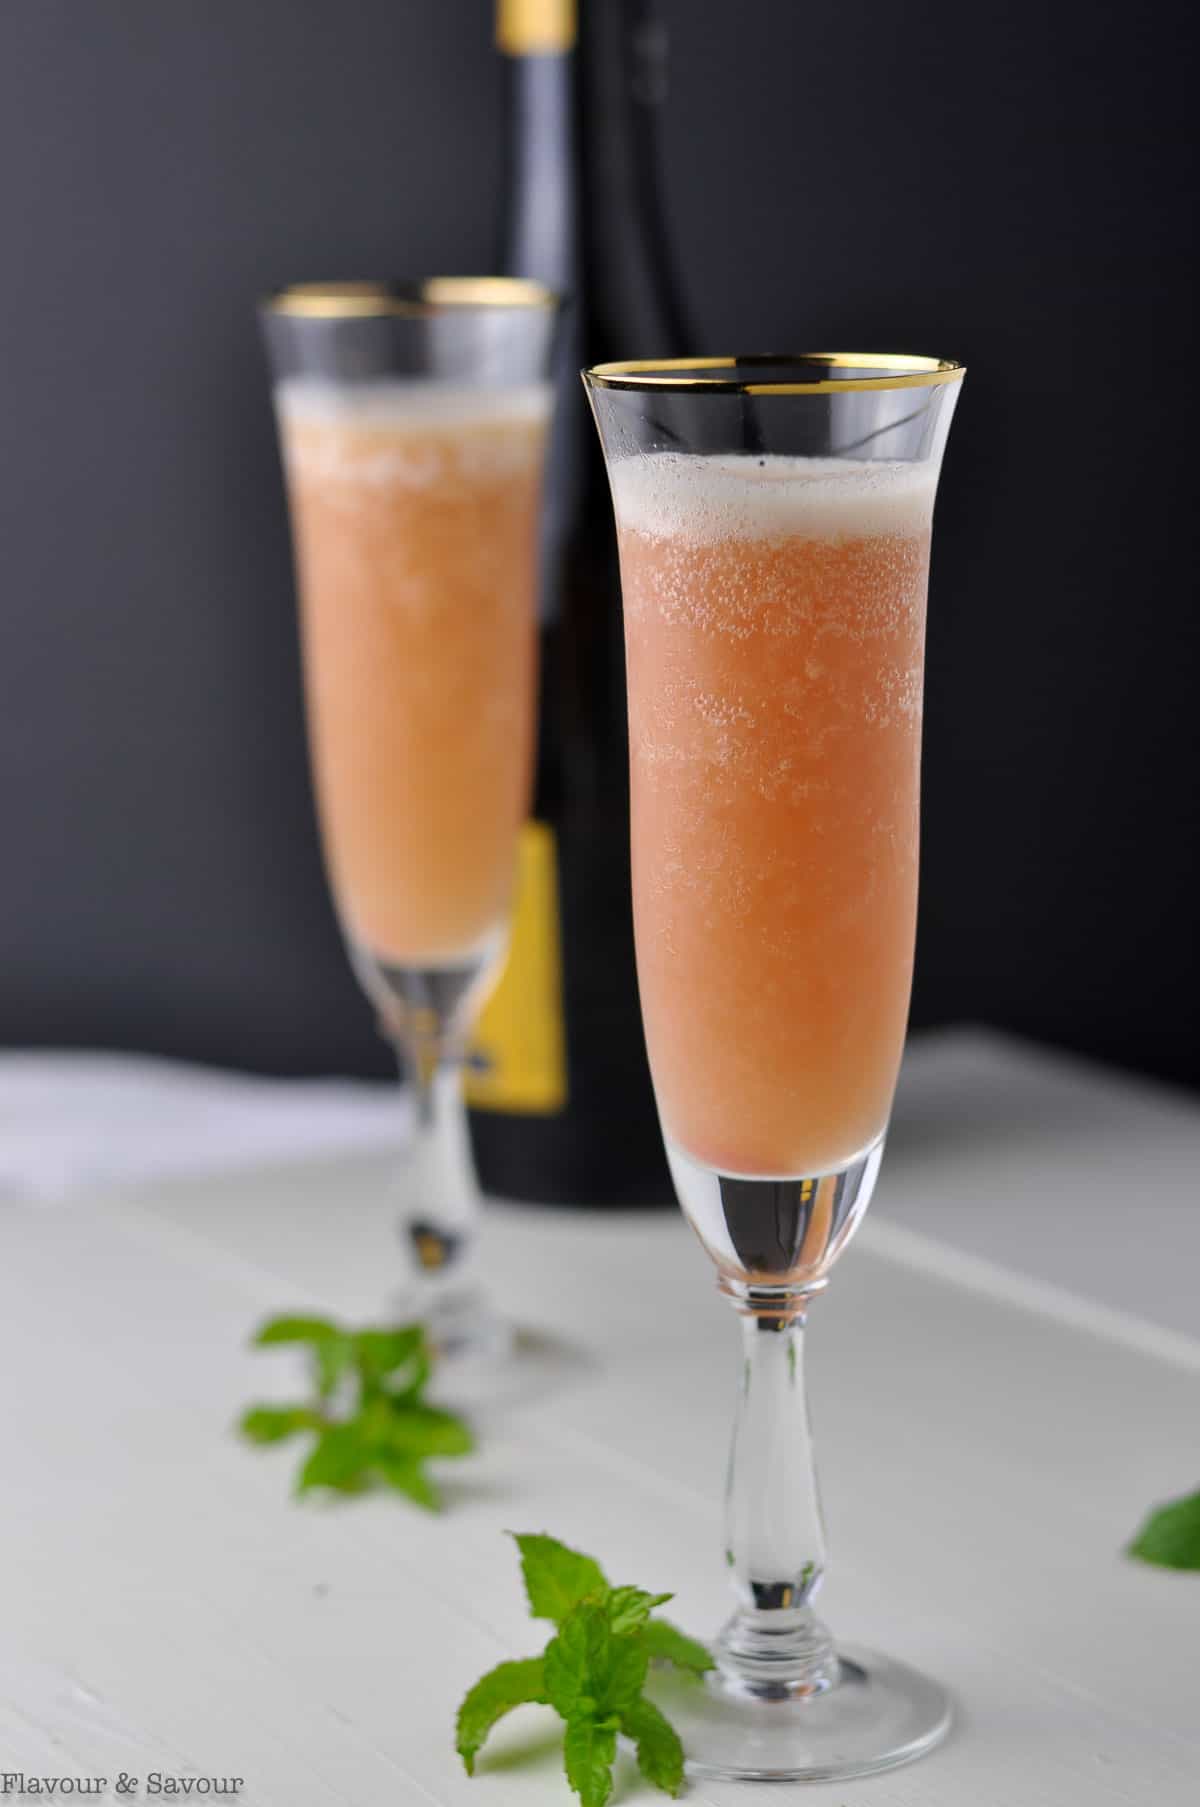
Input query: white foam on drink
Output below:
<box><xmin>609</xmin><ymin>452</ymin><xmax>936</xmax><ymax>545</ymax></box>
<box><xmin>275</xmin><ymin>378</ymin><xmax>552</xmax><ymax>487</ymax></box>
<box><xmin>275</xmin><ymin>376</ymin><xmax>552</xmax><ymax>430</ymax></box>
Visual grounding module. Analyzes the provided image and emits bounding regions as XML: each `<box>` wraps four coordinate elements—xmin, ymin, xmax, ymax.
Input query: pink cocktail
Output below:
<box><xmin>587</xmin><ymin>354</ymin><xmax>963</xmax><ymax>1782</ymax></box>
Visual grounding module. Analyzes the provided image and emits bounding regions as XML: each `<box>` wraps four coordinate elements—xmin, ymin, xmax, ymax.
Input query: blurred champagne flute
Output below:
<box><xmin>263</xmin><ymin>279</ymin><xmax>558</xmax><ymax>1357</ymax></box>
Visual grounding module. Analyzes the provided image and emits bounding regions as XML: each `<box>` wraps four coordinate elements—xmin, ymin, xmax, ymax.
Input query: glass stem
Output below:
<box><xmin>392</xmin><ymin>1011</ymin><xmax>481</xmax><ymax>1284</ymax></box>
<box><xmin>362</xmin><ymin>949</ymin><xmax>505</xmax><ymax>1355</ymax></box>
<box><xmin>381</xmin><ymin>961</ymin><xmax>484</xmax><ymax>1286</ymax></box>
<box><xmin>718</xmin><ymin>1291</ymin><xmax>838</xmax><ymax>1697</ymax></box>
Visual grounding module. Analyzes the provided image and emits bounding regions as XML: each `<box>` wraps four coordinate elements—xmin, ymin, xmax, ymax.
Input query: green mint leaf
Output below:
<box><xmin>512</xmin><ymin>1533</ymin><xmax>608</xmax><ymax>1624</ymax></box>
<box><xmin>313</xmin><ymin>1338</ymin><xmax>354</xmax><ymax>1400</ymax></box>
<box><xmin>597</xmin><ymin>1633</ymin><xmax>648</xmax><ymax>1715</ymax></box>
<box><xmin>295</xmin><ymin>1424</ymin><xmax>370</xmax><ymax>1495</ymax></box>
<box><xmin>543</xmin><ymin>1602</ymin><xmax>610</xmax><ymax>1717</ymax></box>
<box><xmin>252</xmin><ymin>1315</ymin><xmax>354</xmax><ymax>1401</ymax></box>
<box><xmin>253</xmin><ymin>1315</ymin><xmax>338</xmax><ymax>1347</ymax></box>
<box><xmin>370</xmin><ymin>1450</ymin><xmax>441</xmax><ymax>1511</ymax></box>
<box><xmin>352</xmin><ymin>1326</ymin><xmax>427</xmax><ymax>1391</ymax></box>
<box><xmin>1127</xmin><ymin>1487</ymin><xmax>1200</xmax><ymax>1570</ymax></box>
<box><xmin>453</xmin><ymin>1536</ymin><xmax>702</xmax><ymax>1803</ymax></box>
<box><xmin>455</xmin><ymin>1658</ymin><xmax>547</xmax><ymax>1774</ymax></box>
<box><xmin>238</xmin><ymin>1404</ymin><xmax>322</xmax><ymax>1445</ymax></box>
<box><xmin>244</xmin><ymin>1313</ymin><xmax>472</xmax><ymax>1507</ymax></box>
<box><xmin>387</xmin><ymin>1346</ymin><xmax>433</xmax><ymax>1402</ymax></box>
<box><xmin>605</xmin><ymin>1585</ymin><xmax>673</xmax><ymax>1636</ymax></box>
<box><xmin>643</xmin><ymin>1617</ymin><xmax>715</xmax><ymax>1675</ymax></box>
<box><xmin>372</xmin><ymin>1400</ymin><xmax>474</xmax><ymax>1459</ymax></box>
<box><xmin>544</xmin><ymin>1602</ymin><xmax>645</xmax><ymax>1719</ymax></box>
<box><xmin>562</xmin><ymin>1712</ymin><xmax>618</xmax><ymax>1807</ymax></box>
<box><xmin>620</xmin><ymin>1698</ymin><xmax>684</xmax><ymax>1797</ymax></box>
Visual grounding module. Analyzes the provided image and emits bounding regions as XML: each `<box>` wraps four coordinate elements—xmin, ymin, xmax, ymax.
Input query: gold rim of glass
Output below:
<box><xmin>584</xmin><ymin>353</ymin><xmax>965</xmax><ymax>396</ymax></box>
<box><xmin>263</xmin><ymin>277</ymin><xmax>559</xmax><ymax>319</ymax></box>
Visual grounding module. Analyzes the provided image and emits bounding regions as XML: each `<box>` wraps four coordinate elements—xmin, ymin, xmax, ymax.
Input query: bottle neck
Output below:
<box><xmin>502</xmin><ymin>51</ymin><xmax>578</xmax><ymax>293</ymax></box>
<box><xmin>500</xmin><ymin>0</ymin><xmax>690</xmax><ymax>355</ymax></box>
<box><xmin>578</xmin><ymin>0</ymin><xmax>690</xmax><ymax>354</ymax></box>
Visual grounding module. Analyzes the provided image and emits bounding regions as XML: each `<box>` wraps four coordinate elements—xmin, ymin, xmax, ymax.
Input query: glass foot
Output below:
<box><xmin>646</xmin><ymin>1645</ymin><xmax>951</xmax><ymax>1782</ymax></box>
<box><xmin>390</xmin><ymin>1278</ymin><xmax>512</xmax><ymax>1366</ymax></box>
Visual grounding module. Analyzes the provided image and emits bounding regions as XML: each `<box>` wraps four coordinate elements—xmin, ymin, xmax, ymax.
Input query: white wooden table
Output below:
<box><xmin>2</xmin><ymin>1031</ymin><xmax>1198</xmax><ymax>1805</ymax></box>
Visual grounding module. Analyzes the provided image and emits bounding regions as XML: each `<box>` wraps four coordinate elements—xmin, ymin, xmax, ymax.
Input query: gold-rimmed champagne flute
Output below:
<box><xmin>263</xmin><ymin>280</ymin><xmax>558</xmax><ymax>1358</ymax></box>
<box><xmin>585</xmin><ymin>352</ymin><xmax>964</xmax><ymax>1780</ymax></box>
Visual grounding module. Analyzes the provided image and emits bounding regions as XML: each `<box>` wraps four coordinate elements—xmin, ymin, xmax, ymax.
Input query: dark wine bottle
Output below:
<box><xmin>464</xmin><ymin>0</ymin><xmax>689</xmax><ymax>1205</ymax></box>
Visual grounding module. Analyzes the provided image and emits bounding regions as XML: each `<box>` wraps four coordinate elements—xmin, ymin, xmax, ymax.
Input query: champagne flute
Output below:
<box><xmin>262</xmin><ymin>280</ymin><xmax>558</xmax><ymax>1358</ymax></box>
<box><xmin>585</xmin><ymin>353</ymin><xmax>963</xmax><ymax>1779</ymax></box>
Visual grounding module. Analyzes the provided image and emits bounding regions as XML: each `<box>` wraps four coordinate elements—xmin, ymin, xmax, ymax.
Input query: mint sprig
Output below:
<box><xmin>456</xmin><ymin>1533</ymin><xmax>713</xmax><ymax>1805</ymax></box>
<box><xmin>1127</xmin><ymin>1486</ymin><xmax>1200</xmax><ymax>1571</ymax></box>
<box><xmin>238</xmin><ymin>1314</ymin><xmax>471</xmax><ymax>1509</ymax></box>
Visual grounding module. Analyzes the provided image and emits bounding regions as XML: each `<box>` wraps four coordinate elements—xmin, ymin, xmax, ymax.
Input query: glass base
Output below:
<box><xmin>390</xmin><ymin>1276</ymin><xmax>512</xmax><ymax>1367</ymax></box>
<box><xmin>646</xmin><ymin>1645</ymin><xmax>951</xmax><ymax>1783</ymax></box>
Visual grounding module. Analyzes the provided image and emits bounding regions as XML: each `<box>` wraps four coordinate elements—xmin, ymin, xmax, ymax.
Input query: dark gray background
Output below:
<box><xmin>1</xmin><ymin>1</ymin><xmax>1196</xmax><ymax>1088</ymax></box>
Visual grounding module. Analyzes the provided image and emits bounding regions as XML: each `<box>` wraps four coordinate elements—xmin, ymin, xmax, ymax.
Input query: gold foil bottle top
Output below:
<box><xmin>496</xmin><ymin>0</ymin><xmax>577</xmax><ymax>54</ymax></box>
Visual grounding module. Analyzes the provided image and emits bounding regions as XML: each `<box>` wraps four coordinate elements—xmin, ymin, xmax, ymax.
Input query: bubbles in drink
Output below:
<box><xmin>616</xmin><ymin>453</ymin><xmax>935</xmax><ymax>1176</ymax></box>
<box><xmin>278</xmin><ymin>381</ymin><xmax>550</xmax><ymax>964</ymax></box>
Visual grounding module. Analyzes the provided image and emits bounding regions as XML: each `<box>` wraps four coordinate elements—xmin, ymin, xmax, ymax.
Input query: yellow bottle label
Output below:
<box><xmin>496</xmin><ymin>0</ymin><xmax>577</xmax><ymax>55</ymax></box>
<box><xmin>465</xmin><ymin>820</ymin><xmax>568</xmax><ymax>1114</ymax></box>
